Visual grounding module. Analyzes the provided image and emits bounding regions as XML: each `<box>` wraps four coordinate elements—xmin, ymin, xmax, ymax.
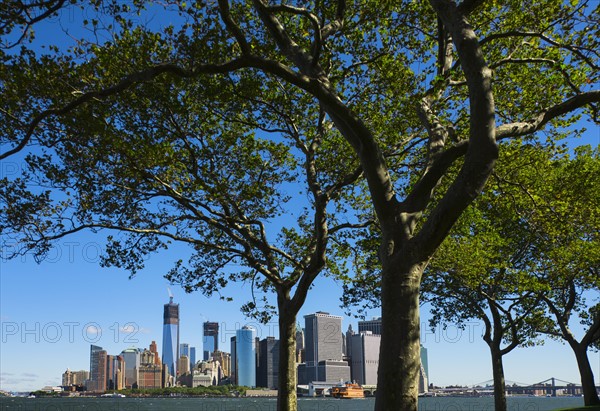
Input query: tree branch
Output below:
<box><xmin>218</xmin><ymin>0</ymin><xmax>251</xmax><ymax>55</ymax></box>
<box><xmin>496</xmin><ymin>90</ymin><xmax>600</xmax><ymax>139</ymax></box>
<box><xmin>1</xmin><ymin>59</ymin><xmax>251</xmax><ymax>160</ymax></box>
<box><xmin>413</xmin><ymin>0</ymin><xmax>497</xmax><ymax>259</ymax></box>
<box><xmin>321</xmin><ymin>0</ymin><xmax>346</xmax><ymax>39</ymax></box>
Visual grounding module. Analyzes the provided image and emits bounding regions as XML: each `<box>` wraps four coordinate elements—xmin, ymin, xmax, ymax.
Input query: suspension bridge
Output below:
<box><xmin>465</xmin><ymin>377</ymin><xmax>599</xmax><ymax>397</ymax></box>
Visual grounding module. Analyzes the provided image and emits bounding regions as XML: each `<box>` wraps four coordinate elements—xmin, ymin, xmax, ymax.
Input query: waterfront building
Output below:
<box><xmin>75</xmin><ymin>370</ymin><xmax>90</xmax><ymax>385</ymax></box>
<box><xmin>302</xmin><ymin>312</ymin><xmax>349</xmax><ymax>384</ymax></box>
<box><xmin>192</xmin><ymin>360</ymin><xmax>221</xmax><ymax>386</ymax></box>
<box><xmin>211</xmin><ymin>350</ymin><xmax>231</xmax><ymax>377</ymax></box>
<box><xmin>345</xmin><ymin>324</ymin><xmax>355</xmax><ymax>369</ymax></box>
<box><xmin>350</xmin><ymin>331</ymin><xmax>380</xmax><ymax>385</ymax></box>
<box><xmin>62</xmin><ymin>369</ymin><xmax>88</xmax><ymax>387</ymax></box>
<box><xmin>72</xmin><ymin>370</ymin><xmax>89</xmax><ymax>387</ymax></box>
<box><xmin>62</xmin><ymin>369</ymin><xmax>73</xmax><ymax>386</ymax></box>
<box><xmin>203</xmin><ymin>321</ymin><xmax>219</xmax><ymax>360</ymax></box>
<box><xmin>88</xmin><ymin>345</ymin><xmax>107</xmax><ymax>392</ymax></box>
<box><xmin>235</xmin><ymin>326</ymin><xmax>256</xmax><ymax>387</ymax></box>
<box><xmin>178</xmin><ymin>355</ymin><xmax>191</xmax><ymax>385</ymax></box>
<box><xmin>106</xmin><ymin>355</ymin><xmax>126</xmax><ymax>390</ymax></box>
<box><xmin>136</xmin><ymin>349</ymin><xmax>163</xmax><ymax>389</ymax></box>
<box><xmin>257</xmin><ymin>337</ymin><xmax>279</xmax><ymax>389</ymax></box>
<box><xmin>120</xmin><ymin>347</ymin><xmax>142</xmax><ymax>388</ymax></box>
<box><xmin>230</xmin><ymin>336</ymin><xmax>237</xmax><ymax>384</ymax></box>
<box><xmin>317</xmin><ymin>360</ymin><xmax>351</xmax><ymax>382</ymax></box>
<box><xmin>137</xmin><ymin>363</ymin><xmax>163</xmax><ymax>389</ymax></box>
<box><xmin>162</xmin><ymin>295</ymin><xmax>180</xmax><ymax>380</ymax></box>
<box><xmin>295</xmin><ymin>326</ymin><xmax>304</xmax><ymax>352</ymax></box>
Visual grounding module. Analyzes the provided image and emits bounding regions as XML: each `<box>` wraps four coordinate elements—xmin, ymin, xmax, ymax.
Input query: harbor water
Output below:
<box><xmin>0</xmin><ymin>396</ymin><xmax>585</xmax><ymax>411</ymax></box>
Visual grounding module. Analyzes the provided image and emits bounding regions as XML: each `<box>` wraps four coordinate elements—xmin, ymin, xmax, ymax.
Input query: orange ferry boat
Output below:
<box><xmin>331</xmin><ymin>383</ymin><xmax>365</xmax><ymax>399</ymax></box>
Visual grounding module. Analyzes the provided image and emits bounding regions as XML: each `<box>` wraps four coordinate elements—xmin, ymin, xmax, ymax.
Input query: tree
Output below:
<box><xmin>424</xmin><ymin>144</ymin><xmax>600</xmax><ymax>409</ymax></box>
<box><xmin>2</xmin><ymin>1</ymin><xmax>600</xmax><ymax>410</ymax></box>
<box><xmin>527</xmin><ymin>146</ymin><xmax>600</xmax><ymax>406</ymax></box>
<box><xmin>2</xmin><ymin>67</ymin><xmax>370</xmax><ymax>410</ymax></box>
<box><xmin>422</xmin><ymin>143</ymin><xmax>554</xmax><ymax>411</ymax></box>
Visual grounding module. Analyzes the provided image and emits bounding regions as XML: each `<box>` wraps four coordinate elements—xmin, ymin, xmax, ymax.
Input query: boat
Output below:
<box><xmin>101</xmin><ymin>393</ymin><xmax>126</xmax><ymax>398</ymax></box>
<box><xmin>331</xmin><ymin>383</ymin><xmax>365</xmax><ymax>399</ymax></box>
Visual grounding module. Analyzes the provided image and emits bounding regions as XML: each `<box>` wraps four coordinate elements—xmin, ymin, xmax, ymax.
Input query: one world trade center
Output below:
<box><xmin>162</xmin><ymin>292</ymin><xmax>180</xmax><ymax>382</ymax></box>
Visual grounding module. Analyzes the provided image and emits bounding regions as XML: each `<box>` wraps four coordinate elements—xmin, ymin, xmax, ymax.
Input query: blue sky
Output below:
<box><xmin>1</xmin><ymin>1</ymin><xmax>599</xmax><ymax>394</ymax></box>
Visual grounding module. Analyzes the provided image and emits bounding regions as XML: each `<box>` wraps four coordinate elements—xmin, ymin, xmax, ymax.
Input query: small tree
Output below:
<box><xmin>424</xmin><ymin>144</ymin><xmax>600</xmax><ymax>410</ymax></box>
<box><xmin>529</xmin><ymin>146</ymin><xmax>600</xmax><ymax>406</ymax></box>
<box><xmin>422</xmin><ymin>144</ymin><xmax>551</xmax><ymax>411</ymax></box>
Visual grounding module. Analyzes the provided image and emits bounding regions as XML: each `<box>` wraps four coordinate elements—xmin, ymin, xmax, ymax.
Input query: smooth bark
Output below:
<box><xmin>277</xmin><ymin>298</ymin><xmax>299</xmax><ymax>411</ymax></box>
<box><xmin>375</xmin><ymin>260</ymin><xmax>423</xmax><ymax>411</ymax></box>
<box><xmin>542</xmin><ymin>295</ymin><xmax>600</xmax><ymax>406</ymax></box>
<box><xmin>489</xmin><ymin>346</ymin><xmax>508</xmax><ymax>411</ymax></box>
<box><xmin>572</xmin><ymin>344</ymin><xmax>600</xmax><ymax>406</ymax></box>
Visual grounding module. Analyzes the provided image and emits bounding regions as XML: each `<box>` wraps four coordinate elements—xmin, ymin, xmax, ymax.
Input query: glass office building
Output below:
<box><xmin>162</xmin><ymin>296</ymin><xmax>180</xmax><ymax>380</ymax></box>
<box><xmin>203</xmin><ymin>322</ymin><xmax>219</xmax><ymax>360</ymax></box>
<box><xmin>235</xmin><ymin>326</ymin><xmax>256</xmax><ymax>387</ymax></box>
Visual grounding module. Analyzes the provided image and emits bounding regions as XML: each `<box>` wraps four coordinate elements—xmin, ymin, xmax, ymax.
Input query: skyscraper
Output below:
<box><xmin>295</xmin><ymin>326</ymin><xmax>305</xmax><ymax>363</ymax></box>
<box><xmin>230</xmin><ymin>336</ymin><xmax>237</xmax><ymax>384</ymax></box>
<box><xmin>106</xmin><ymin>355</ymin><xmax>126</xmax><ymax>390</ymax></box>
<box><xmin>203</xmin><ymin>322</ymin><xmax>219</xmax><ymax>360</ymax></box>
<box><xmin>162</xmin><ymin>295</ymin><xmax>180</xmax><ymax>380</ymax></box>
<box><xmin>354</xmin><ymin>318</ymin><xmax>429</xmax><ymax>392</ymax></box>
<box><xmin>120</xmin><ymin>347</ymin><xmax>142</xmax><ymax>388</ymax></box>
<box><xmin>350</xmin><ymin>331</ymin><xmax>380</xmax><ymax>385</ymax></box>
<box><xmin>302</xmin><ymin>312</ymin><xmax>349</xmax><ymax>383</ymax></box>
<box><xmin>235</xmin><ymin>326</ymin><xmax>256</xmax><ymax>387</ymax></box>
<box><xmin>257</xmin><ymin>337</ymin><xmax>279</xmax><ymax>389</ymax></box>
<box><xmin>180</xmin><ymin>343</ymin><xmax>191</xmax><ymax>374</ymax></box>
<box><xmin>180</xmin><ymin>343</ymin><xmax>190</xmax><ymax>357</ymax></box>
<box><xmin>420</xmin><ymin>344</ymin><xmax>429</xmax><ymax>391</ymax></box>
<box><xmin>358</xmin><ymin>317</ymin><xmax>382</xmax><ymax>335</ymax></box>
<box><xmin>190</xmin><ymin>347</ymin><xmax>196</xmax><ymax>369</ymax></box>
<box><xmin>88</xmin><ymin>345</ymin><xmax>107</xmax><ymax>392</ymax></box>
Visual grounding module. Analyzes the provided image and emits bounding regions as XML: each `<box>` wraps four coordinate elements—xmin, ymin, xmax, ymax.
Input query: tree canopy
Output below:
<box><xmin>1</xmin><ymin>1</ymin><xmax>599</xmax><ymax>410</ymax></box>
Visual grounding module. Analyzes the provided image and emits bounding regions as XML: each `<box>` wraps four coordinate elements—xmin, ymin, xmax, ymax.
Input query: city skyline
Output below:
<box><xmin>1</xmin><ymin>244</ymin><xmax>598</xmax><ymax>392</ymax></box>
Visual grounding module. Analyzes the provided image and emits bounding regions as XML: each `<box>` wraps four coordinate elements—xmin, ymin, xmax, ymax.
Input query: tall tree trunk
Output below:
<box><xmin>375</xmin><ymin>262</ymin><xmax>423</xmax><ymax>411</ymax></box>
<box><xmin>277</xmin><ymin>299</ymin><xmax>298</xmax><ymax>411</ymax></box>
<box><xmin>489</xmin><ymin>346</ymin><xmax>507</xmax><ymax>411</ymax></box>
<box><xmin>572</xmin><ymin>343</ymin><xmax>600</xmax><ymax>406</ymax></box>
